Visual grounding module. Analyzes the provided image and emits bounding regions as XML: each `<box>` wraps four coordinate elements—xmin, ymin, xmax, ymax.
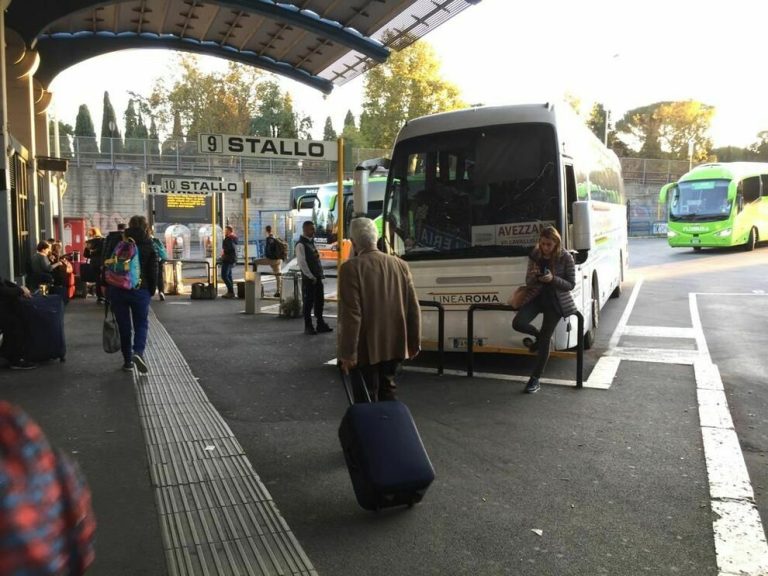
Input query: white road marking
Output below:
<box><xmin>690</xmin><ymin>293</ymin><xmax>768</xmax><ymax>575</ymax></box>
<box><xmin>621</xmin><ymin>325</ymin><xmax>697</xmax><ymax>339</ymax></box>
<box><xmin>608</xmin><ymin>277</ymin><xmax>644</xmax><ymax>349</ymax></box>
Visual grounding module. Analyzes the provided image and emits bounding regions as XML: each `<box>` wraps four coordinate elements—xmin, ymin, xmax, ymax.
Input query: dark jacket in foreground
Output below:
<box><xmin>521</xmin><ymin>247</ymin><xmax>578</xmax><ymax>317</ymax></box>
<box><xmin>123</xmin><ymin>227</ymin><xmax>158</xmax><ymax>295</ymax></box>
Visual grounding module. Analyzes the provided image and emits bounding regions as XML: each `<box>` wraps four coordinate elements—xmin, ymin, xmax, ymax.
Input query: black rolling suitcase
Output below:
<box><xmin>190</xmin><ymin>261</ymin><xmax>217</xmax><ymax>300</ymax></box>
<box><xmin>18</xmin><ymin>294</ymin><xmax>66</xmax><ymax>362</ymax></box>
<box><xmin>338</xmin><ymin>368</ymin><xmax>435</xmax><ymax>511</ymax></box>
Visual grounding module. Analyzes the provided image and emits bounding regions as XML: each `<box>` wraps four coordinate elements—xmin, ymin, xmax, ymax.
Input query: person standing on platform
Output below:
<box><xmin>295</xmin><ymin>220</ymin><xmax>332</xmax><ymax>335</ymax></box>
<box><xmin>150</xmin><ymin>227</ymin><xmax>168</xmax><ymax>301</ymax></box>
<box><xmin>220</xmin><ymin>225</ymin><xmax>237</xmax><ymax>299</ymax></box>
<box><xmin>337</xmin><ymin>217</ymin><xmax>421</xmax><ymax>401</ymax></box>
<box><xmin>107</xmin><ymin>215</ymin><xmax>157</xmax><ymax>373</ymax></box>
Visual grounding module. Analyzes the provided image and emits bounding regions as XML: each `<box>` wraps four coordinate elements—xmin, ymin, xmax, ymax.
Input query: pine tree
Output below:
<box><xmin>148</xmin><ymin>117</ymin><xmax>160</xmax><ymax>158</ymax></box>
<box><xmin>99</xmin><ymin>91</ymin><xmax>123</xmax><ymax>159</ymax></box>
<box><xmin>74</xmin><ymin>104</ymin><xmax>99</xmax><ymax>155</ymax></box>
<box><xmin>323</xmin><ymin>116</ymin><xmax>337</xmax><ymax>141</ymax></box>
<box><xmin>124</xmin><ymin>99</ymin><xmax>140</xmax><ymax>154</ymax></box>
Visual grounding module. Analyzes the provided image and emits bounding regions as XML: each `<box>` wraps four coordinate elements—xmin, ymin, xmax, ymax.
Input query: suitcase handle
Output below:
<box><xmin>339</xmin><ymin>364</ymin><xmax>372</xmax><ymax>406</ymax></box>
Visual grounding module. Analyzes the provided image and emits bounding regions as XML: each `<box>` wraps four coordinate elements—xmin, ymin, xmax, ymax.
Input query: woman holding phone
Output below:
<box><xmin>512</xmin><ymin>226</ymin><xmax>577</xmax><ymax>394</ymax></box>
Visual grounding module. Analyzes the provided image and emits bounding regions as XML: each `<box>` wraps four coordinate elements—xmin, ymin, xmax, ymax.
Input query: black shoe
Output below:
<box><xmin>133</xmin><ymin>354</ymin><xmax>148</xmax><ymax>374</ymax></box>
<box><xmin>316</xmin><ymin>322</ymin><xmax>333</xmax><ymax>333</ymax></box>
<box><xmin>522</xmin><ymin>337</ymin><xmax>538</xmax><ymax>352</ymax></box>
<box><xmin>273</xmin><ymin>292</ymin><xmax>280</xmax><ymax>298</ymax></box>
<box><xmin>158</xmin><ymin>292</ymin><xmax>166</xmax><ymax>301</ymax></box>
<box><xmin>304</xmin><ymin>326</ymin><xmax>317</xmax><ymax>335</ymax></box>
<box><xmin>10</xmin><ymin>359</ymin><xmax>37</xmax><ymax>370</ymax></box>
<box><xmin>122</xmin><ymin>361</ymin><xmax>134</xmax><ymax>372</ymax></box>
<box><xmin>524</xmin><ymin>377</ymin><xmax>541</xmax><ymax>394</ymax></box>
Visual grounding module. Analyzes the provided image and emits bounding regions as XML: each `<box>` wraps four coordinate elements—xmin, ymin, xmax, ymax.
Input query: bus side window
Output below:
<box><xmin>743</xmin><ymin>176</ymin><xmax>760</xmax><ymax>203</ymax></box>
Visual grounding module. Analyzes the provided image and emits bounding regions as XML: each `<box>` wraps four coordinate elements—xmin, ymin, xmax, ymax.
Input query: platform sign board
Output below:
<box><xmin>198</xmin><ymin>134</ymin><xmax>338</xmax><ymax>161</ymax></box>
<box><xmin>148</xmin><ymin>175</ymin><xmax>230</xmax><ymax>224</ymax></box>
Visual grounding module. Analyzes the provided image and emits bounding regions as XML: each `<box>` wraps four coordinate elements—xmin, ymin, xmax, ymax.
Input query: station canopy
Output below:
<box><xmin>8</xmin><ymin>0</ymin><xmax>479</xmax><ymax>94</ymax></box>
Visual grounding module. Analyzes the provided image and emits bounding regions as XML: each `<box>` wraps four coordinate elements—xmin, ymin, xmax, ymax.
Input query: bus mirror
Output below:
<box><xmin>571</xmin><ymin>201</ymin><xmax>594</xmax><ymax>251</ymax></box>
<box><xmin>659</xmin><ymin>183</ymin><xmax>673</xmax><ymax>204</ymax></box>
<box><xmin>572</xmin><ymin>250</ymin><xmax>589</xmax><ymax>265</ymax></box>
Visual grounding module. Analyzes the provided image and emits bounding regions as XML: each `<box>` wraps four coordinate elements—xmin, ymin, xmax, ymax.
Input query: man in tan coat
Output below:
<box><xmin>338</xmin><ymin>217</ymin><xmax>421</xmax><ymax>401</ymax></box>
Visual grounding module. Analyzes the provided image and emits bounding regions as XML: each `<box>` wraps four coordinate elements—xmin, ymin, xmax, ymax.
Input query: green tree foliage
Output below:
<box><xmin>710</xmin><ymin>146</ymin><xmax>752</xmax><ymax>162</ymax></box>
<box><xmin>74</xmin><ymin>104</ymin><xmax>99</xmax><ymax>154</ymax></box>
<box><xmin>149</xmin><ymin>55</ymin><xmax>262</xmax><ymax>140</ymax></box>
<box><xmin>250</xmin><ymin>81</ymin><xmax>312</xmax><ymax>139</ymax></box>
<box><xmin>587</xmin><ymin>102</ymin><xmax>608</xmax><ymax>143</ymax></box>
<box><xmin>359</xmin><ymin>39</ymin><xmax>466</xmax><ymax>149</ymax></box>
<box><xmin>49</xmin><ymin>120</ymin><xmax>73</xmax><ymax>158</ymax></box>
<box><xmin>148</xmin><ymin>117</ymin><xmax>160</xmax><ymax>158</ymax></box>
<box><xmin>323</xmin><ymin>116</ymin><xmax>337</xmax><ymax>141</ymax></box>
<box><xmin>341</xmin><ymin>110</ymin><xmax>363</xmax><ymax>170</ymax></box>
<box><xmin>99</xmin><ymin>91</ymin><xmax>123</xmax><ymax>158</ymax></box>
<box><xmin>123</xmin><ymin>99</ymin><xmax>141</xmax><ymax>155</ymax></box>
<box><xmin>614</xmin><ymin>100</ymin><xmax>714</xmax><ymax>160</ymax></box>
<box><xmin>749</xmin><ymin>131</ymin><xmax>768</xmax><ymax>161</ymax></box>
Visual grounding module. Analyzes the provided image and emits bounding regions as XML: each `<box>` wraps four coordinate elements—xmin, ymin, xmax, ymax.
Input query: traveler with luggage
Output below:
<box><xmin>263</xmin><ymin>225</ymin><xmax>286</xmax><ymax>297</ymax></box>
<box><xmin>150</xmin><ymin>227</ymin><xmax>168</xmax><ymax>301</ymax></box>
<box><xmin>296</xmin><ymin>220</ymin><xmax>332</xmax><ymax>335</ymax></box>
<box><xmin>337</xmin><ymin>217</ymin><xmax>421</xmax><ymax>401</ymax></box>
<box><xmin>220</xmin><ymin>225</ymin><xmax>238</xmax><ymax>299</ymax></box>
<box><xmin>104</xmin><ymin>215</ymin><xmax>158</xmax><ymax>373</ymax></box>
<box><xmin>29</xmin><ymin>241</ymin><xmax>61</xmax><ymax>290</ymax></box>
<box><xmin>0</xmin><ymin>278</ymin><xmax>36</xmax><ymax>370</ymax></box>
<box><xmin>84</xmin><ymin>227</ymin><xmax>106</xmax><ymax>303</ymax></box>
<box><xmin>49</xmin><ymin>242</ymin><xmax>75</xmax><ymax>303</ymax></box>
<box><xmin>511</xmin><ymin>225</ymin><xmax>577</xmax><ymax>394</ymax></box>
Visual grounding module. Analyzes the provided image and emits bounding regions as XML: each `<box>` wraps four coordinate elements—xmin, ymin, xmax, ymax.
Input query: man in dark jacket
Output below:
<box><xmin>106</xmin><ymin>216</ymin><xmax>157</xmax><ymax>374</ymax></box>
<box><xmin>295</xmin><ymin>220</ymin><xmax>332</xmax><ymax>335</ymax></box>
<box><xmin>0</xmin><ymin>278</ymin><xmax>36</xmax><ymax>369</ymax></box>
<box><xmin>220</xmin><ymin>225</ymin><xmax>237</xmax><ymax>299</ymax></box>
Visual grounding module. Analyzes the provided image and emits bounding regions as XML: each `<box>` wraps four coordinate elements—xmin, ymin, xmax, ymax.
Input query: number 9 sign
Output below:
<box><xmin>198</xmin><ymin>134</ymin><xmax>223</xmax><ymax>154</ymax></box>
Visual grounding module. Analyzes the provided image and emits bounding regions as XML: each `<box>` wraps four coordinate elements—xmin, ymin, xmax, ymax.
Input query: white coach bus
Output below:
<box><xmin>381</xmin><ymin>103</ymin><xmax>627</xmax><ymax>352</ymax></box>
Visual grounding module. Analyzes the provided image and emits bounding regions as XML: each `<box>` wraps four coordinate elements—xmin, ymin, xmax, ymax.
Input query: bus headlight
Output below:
<box><xmin>714</xmin><ymin>228</ymin><xmax>732</xmax><ymax>238</ymax></box>
<box><xmin>667</xmin><ymin>229</ymin><xmax>677</xmax><ymax>238</ymax></box>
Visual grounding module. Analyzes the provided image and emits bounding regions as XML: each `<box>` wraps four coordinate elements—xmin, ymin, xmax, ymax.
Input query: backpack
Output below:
<box><xmin>151</xmin><ymin>237</ymin><xmax>168</xmax><ymax>261</ymax></box>
<box><xmin>274</xmin><ymin>237</ymin><xmax>288</xmax><ymax>260</ymax></box>
<box><xmin>104</xmin><ymin>239</ymin><xmax>142</xmax><ymax>290</ymax></box>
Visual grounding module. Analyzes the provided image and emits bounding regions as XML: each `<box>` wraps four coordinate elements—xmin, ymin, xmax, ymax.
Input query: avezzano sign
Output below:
<box><xmin>147</xmin><ymin>177</ymin><xmax>242</xmax><ymax>196</ymax></box>
<box><xmin>198</xmin><ymin>134</ymin><xmax>337</xmax><ymax>161</ymax></box>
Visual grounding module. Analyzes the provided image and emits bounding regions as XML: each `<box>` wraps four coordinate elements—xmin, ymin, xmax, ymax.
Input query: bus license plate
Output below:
<box><xmin>691</xmin><ymin>238</ymin><xmax>700</xmax><ymax>244</ymax></box>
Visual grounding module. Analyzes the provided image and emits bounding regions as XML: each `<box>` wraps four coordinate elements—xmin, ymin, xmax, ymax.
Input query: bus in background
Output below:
<box><xmin>311</xmin><ymin>176</ymin><xmax>387</xmax><ymax>266</ymax></box>
<box><xmin>290</xmin><ymin>184</ymin><xmax>320</xmax><ymax>210</ymax></box>
<box><xmin>659</xmin><ymin>162</ymin><xmax>768</xmax><ymax>251</ymax></box>
<box><xmin>382</xmin><ymin>103</ymin><xmax>627</xmax><ymax>351</ymax></box>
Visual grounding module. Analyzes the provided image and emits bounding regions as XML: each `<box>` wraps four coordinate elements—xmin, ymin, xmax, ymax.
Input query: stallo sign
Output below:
<box><xmin>198</xmin><ymin>134</ymin><xmax>338</xmax><ymax>161</ymax></box>
<box><xmin>147</xmin><ymin>177</ymin><xmax>242</xmax><ymax>196</ymax></box>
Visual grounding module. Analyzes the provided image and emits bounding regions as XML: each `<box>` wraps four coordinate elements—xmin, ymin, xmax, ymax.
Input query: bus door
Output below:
<box><xmin>563</xmin><ymin>161</ymin><xmax>583</xmax><ymax>349</ymax></box>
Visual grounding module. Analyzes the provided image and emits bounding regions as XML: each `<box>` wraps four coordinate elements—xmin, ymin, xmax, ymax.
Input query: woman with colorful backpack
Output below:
<box><xmin>104</xmin><ymin>215</ymin><xmax>158</xmax><ymax>373</ymax></box>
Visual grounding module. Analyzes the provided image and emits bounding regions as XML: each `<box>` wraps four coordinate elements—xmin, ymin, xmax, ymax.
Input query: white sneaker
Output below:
<box><xmin>159</xmin><ymin>292</ymin><xmax>165</xmax><ymax>301</ymax></box>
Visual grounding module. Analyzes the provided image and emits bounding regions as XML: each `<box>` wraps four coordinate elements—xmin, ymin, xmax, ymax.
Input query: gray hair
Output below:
<box><xmin>349</xmin><ymin>217</ymin><xmax>378</xmax><ymax>250</ymax></box>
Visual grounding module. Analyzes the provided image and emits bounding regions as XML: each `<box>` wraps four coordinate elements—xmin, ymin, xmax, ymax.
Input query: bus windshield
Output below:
<box><xmin>385</xmin><ymin>124</ymin><xmax>559</xmax><ymax>260</ymax></box>
<box><xmin>669</xmin><ymin>179</ymin><xmax>731</xmax><ymax>221</ymax></box>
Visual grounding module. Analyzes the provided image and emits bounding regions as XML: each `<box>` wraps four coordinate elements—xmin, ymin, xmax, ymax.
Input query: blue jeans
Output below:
<box><xmin>221</xmin><ymin>262</ymin><xmax>234</xmax><ymax>294</ymax></box>
<box><xmin>109</xmin><ymin>287</ymin><xmax>151</xmax><ymax>363</ymax></box>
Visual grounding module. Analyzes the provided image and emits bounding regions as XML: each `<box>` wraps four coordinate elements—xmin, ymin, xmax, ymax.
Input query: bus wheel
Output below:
<box><xmin>744</xmin><ymin>228</ymin><xmax>757</xmax><ymax>252</ymax></box>
<box><xmin>693</xmin><ymin>247</ymin><xmax>701</xmax><ymax>252</ymax></box>
<box><xmin>584</xmin><ymin>280</ymin><xmax>599</xmax><ymax>350</ymax></box>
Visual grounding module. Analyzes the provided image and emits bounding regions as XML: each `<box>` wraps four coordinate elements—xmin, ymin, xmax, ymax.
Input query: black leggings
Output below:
<box><xmin>512</xmin><ymin>294</ymin><xmax>561</xmax><ymax>378</ymax></box>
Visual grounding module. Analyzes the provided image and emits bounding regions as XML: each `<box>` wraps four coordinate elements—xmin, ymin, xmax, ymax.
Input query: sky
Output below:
<box><xmin>48</xmin><ymin>0</ymin><xmax>768</xmax><ymax>148</ymax></box>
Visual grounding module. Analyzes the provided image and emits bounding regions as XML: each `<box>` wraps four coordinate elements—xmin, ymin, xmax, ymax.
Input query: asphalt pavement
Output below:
<box><xmin>3</xmin><ymin>240</ymin><xmax>766</xmax><ymax>575</ymax></box>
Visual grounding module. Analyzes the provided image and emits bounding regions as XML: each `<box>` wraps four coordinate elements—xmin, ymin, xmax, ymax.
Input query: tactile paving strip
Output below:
<box><xmin>133</xmin><ymin>311</ymin><xmax>318</xmax><ymax>576</ymax></box>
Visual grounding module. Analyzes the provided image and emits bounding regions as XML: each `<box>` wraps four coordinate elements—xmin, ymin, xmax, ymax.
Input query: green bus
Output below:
<box><xmin>660</xmin><ymin>162</ymin><xmax>768</xmax><ymax>251</ymax></box>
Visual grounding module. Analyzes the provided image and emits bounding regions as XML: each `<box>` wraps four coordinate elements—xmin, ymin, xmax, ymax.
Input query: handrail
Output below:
<box><xmin>466</xmin><ymin>303</ymin><xmax>584</xmax><ymax>388</ymax></box>
<box><xmin>418</xmin><ymin>300</ymin><xmax>445</xmax><ymax>375</ymax></box>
